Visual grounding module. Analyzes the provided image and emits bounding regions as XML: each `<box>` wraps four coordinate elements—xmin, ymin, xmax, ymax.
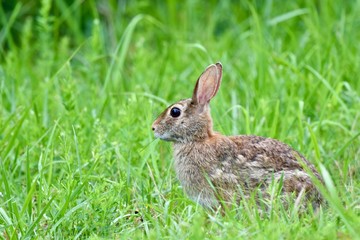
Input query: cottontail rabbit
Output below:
<box><xmin>152</xmin><ymin>63</ymin><xmax>323</xmax><ymax>210</ymax></box>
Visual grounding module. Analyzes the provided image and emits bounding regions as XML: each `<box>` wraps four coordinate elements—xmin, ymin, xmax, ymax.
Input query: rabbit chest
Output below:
<box><xmin>172</xmin><ymin>138</ymin><xmax>240</xmax><ymax>207</ymax></box>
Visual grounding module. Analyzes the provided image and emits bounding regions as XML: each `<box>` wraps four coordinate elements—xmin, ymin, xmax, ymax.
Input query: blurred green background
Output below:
<box><xmin>0</xmin><ymin>0</ymin><xmax>359</xmax><ymax>239</ymax></box>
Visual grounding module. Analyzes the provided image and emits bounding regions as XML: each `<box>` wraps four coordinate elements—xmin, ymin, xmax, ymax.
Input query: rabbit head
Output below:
<box><xmin>152</xmin><ymin>63</ymin><xmax>223</xmax><ymax>143</ymax></box>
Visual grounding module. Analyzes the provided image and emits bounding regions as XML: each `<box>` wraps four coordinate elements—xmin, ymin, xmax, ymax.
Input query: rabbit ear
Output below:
<box><xmin>192</xmin><ymin>62</ymin><xmax>222</xmax><ymax>106</ymax></box>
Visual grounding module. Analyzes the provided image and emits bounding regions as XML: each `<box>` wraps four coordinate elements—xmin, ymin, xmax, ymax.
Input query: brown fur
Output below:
<box><xmin>152</xmin><ymin>63</ymin><xmax>323</xmax><ymax>210</ymax></box>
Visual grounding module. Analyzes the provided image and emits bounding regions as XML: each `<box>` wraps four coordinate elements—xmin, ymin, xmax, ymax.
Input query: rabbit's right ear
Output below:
<box><xmin>192</xmin><ymin>63</ymin><xmax>222</xmax><ymax>106</ymax></box>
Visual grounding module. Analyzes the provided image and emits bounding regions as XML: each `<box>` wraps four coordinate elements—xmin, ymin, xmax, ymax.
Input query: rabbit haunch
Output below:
<box><xmin>152</xmin><ymin>63</ymin><xmax>323</xmax><ymax>209</ymax></box>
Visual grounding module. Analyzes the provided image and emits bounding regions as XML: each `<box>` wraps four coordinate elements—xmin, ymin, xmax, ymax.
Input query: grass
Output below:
<box><xmin>0</xmin><ymin>0</ymin><xmax>359</xmax><ymax>239</ymax></box>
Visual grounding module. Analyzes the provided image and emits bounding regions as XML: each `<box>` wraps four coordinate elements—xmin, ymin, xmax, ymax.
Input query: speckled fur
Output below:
<box><xmin>152</xmin><ymin>63</ymin><xmax>323</xmax><ymax>210</ymax></box>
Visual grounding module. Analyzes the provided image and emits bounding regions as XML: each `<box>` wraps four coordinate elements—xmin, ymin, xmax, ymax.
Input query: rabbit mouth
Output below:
<box><xmin>154</xmin><ymin>132</ymin><xmax>174</xmax><ymax>141</ymax></box>
<box><xmin>154</xmin><ymin>132</ymin><xmax>180</xmax><ymax>142</ymax></box>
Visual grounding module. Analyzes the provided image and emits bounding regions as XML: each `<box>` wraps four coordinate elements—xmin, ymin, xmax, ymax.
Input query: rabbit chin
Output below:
<box><xmin>154</xmin><ymin>132</ymin><xmax>177</xmax><ymax>142</ymax></box>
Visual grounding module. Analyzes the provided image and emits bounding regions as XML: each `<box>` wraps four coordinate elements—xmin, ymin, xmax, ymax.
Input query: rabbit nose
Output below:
<box><xmin>152</xmin><ymin>121</ymin><xmax>158</xmax><ymax>131</ymax></box>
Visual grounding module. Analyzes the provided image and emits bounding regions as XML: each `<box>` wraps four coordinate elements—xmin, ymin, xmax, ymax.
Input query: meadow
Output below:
<box><xmin>0</xmin><ymin>0</ymin><xmax>359</xmax><ymax>239</ymax></box>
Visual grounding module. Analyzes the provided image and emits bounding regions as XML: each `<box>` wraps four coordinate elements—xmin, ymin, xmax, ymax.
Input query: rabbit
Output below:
<box><xmin>152</xmin><ymin>62</ymin><xmax>324</xmax><ymax>211</ymax></box>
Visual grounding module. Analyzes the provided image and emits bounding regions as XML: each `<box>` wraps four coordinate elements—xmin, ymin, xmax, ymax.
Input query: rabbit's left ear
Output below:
<box><xmin>192</xmin><ymin>62</ymin><xmax>222</xmax><ymax>106</ymax></box>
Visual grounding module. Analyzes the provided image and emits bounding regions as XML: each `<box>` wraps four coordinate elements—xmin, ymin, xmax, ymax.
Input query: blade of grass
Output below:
<box><xmin>268</xmin><ymin>9</ymin><xmax>309</xmax><ymax>26</ymax></box>
<box><xmin>0</xmin><ymin>108</ymin><xmax>29</xmax><ymax>159</ymax></box>
<box><xmin>0</xmin><ymin>2</ymin><xmax>22</xmax><ymax>54</ymax></box>
<box><xmin>103</xmin><ymin>14</ymin><xmax>145</xmax><ymax>92</ymax></box>
<box><xmin>306</xmin><ymin>66</ymin><xmax>349</xmax><ymax>113</ymax></box>
<box><xmin>23</xmin><ymin>194</ymin><xmax>57</xmax><ymax>238</ymax></box>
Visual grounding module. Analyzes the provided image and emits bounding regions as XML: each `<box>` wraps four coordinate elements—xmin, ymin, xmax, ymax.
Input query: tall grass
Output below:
<box><xmin>0</xmin><ymin>0</ymin><xmax>359</xmax><ymax>239</ymax></box>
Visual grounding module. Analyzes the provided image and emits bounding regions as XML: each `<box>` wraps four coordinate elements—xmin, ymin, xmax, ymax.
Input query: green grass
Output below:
<box><xmin>1</xmin><ymin>0</ymin><xmax>360</xmax><ymax>239</ymax></box>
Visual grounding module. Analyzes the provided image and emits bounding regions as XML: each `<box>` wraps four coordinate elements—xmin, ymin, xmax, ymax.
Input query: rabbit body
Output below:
<box><xmin>152</xmin><ymin>63</ymin><xmax>323</xmax><ymax>209</ymax></box>
<box><xmin>174</xmin><ymin>130</ymin><xmax>322</xmax><ymax>209</ymax></box>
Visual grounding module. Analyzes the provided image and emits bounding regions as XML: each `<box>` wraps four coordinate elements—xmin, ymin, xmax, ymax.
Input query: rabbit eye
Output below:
<box><xmin>170</xmin><ymin>107</ymin><xmax>181</xmax><ymax>118</ymax></box>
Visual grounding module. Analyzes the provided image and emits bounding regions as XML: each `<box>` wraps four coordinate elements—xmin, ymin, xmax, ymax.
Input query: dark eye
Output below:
<box><xmin>170</xmin><ymin>107</ymin><xmax>181</xmax><ymax>118</ymax></box>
